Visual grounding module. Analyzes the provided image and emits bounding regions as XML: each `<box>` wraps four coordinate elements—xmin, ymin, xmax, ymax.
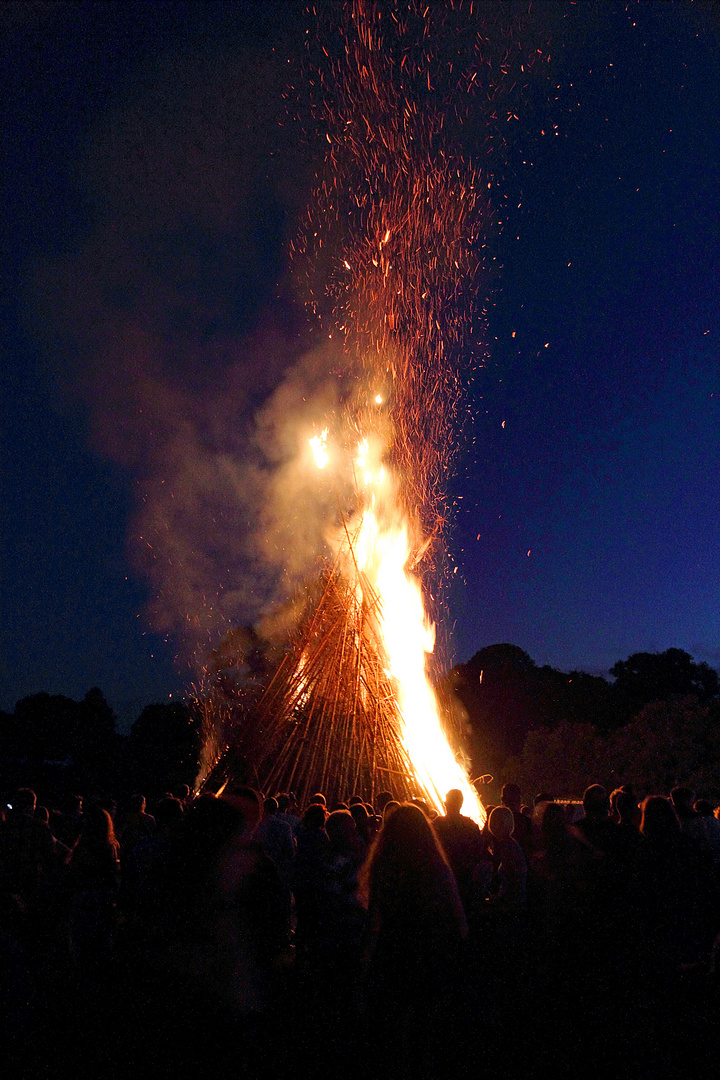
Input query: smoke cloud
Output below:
<box><xmin>32</xmin><ymin>30</ymin><xmax>345</xmax><ymax>673</ymax></box>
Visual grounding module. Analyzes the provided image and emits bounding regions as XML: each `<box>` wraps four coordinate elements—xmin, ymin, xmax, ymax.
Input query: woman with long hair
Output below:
<box><xmin>359</xmin><ymin>802</ymin><xmax>467</xmax><ymax>1078</ymax></box>
<box><xmin>68</xmin><ymin>804</ymin><xmax>120</xmax><ymax>971</ymax></box>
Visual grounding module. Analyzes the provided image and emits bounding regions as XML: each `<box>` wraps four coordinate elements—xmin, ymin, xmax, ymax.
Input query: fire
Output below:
<box><xmin>309</xmin><ymin>428</ymin><xmax>329</xmax><ymax>470</ymax></box>
<box><xmin>317</xmin><ymin>432</ymin><xmax>485</xmax><ymax>825</ymax></box>
<box><xmin>290</xmin><ymin>3</ymin><xmax>493</xmax><ymax>822</ymax></box>
<box><xmin>371</xmin><ymin>514</ymin><xmax>485</xmax><ymax>824</ymax></box>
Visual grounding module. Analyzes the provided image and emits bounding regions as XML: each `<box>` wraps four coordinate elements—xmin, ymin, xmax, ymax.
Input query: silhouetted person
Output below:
<box><xmin>576</xmin><ymin>784</ymin><xmax>619</xmax><ymax>855</ymax></box>
<box><xmin>488</xmin><ymin>806</ymin><xmax>527</xmax><ymax>910</ymax></box>
<box><xmin>257</xmin><ymin>797</ymin><xmax>295</xmax><ymax>885</ymax></box>
<box><xmin>694</xmin><ymin>799</ymin><xmax>720</xmax><ymax>869</ymax></box>
<box><xmin>293</xmin><ymin>802</ymin><xmax>330</xmax><ymax>951</ymax></box>
<box><xmin>635</xmin><ymin>796</ymin><xmax>708</xmax><ymax>971</ymax></box>
<box><xmin>434</xmin><ymin>789</ymin><xmax>486</xmax><ymax>913</ymax></box>
<box><xmin>68</xmin><ymin>804</ymin><xmax>120</xmax><ymax>972</ymax></box>
<box><xmin>501</xmin><ymin>782</ymin><xmax>533</xmax><ymax>858</ymax></box>
<box><xmin>359</xmin><ymin>803</ymin><xmax>467</xmax><ymax>1079</ymax></box>
<box><xmin>374</xmin><ymin>790</ymin><xmax>394</xmax><ymax>816</ymax></box>
<box><xmin>276</xmin><ymin>792</ymin><xmax>301</xmax><ymax>834</ymax></box>
<box><xmin>119</xmin><ymin>794</ymin><xmax>156</xmax><ymax>862</ymax></box>
<box><xmin>671</xmin><ymin>786</ymin><xmax>707</xmax><ymax>853</ymax></box>
<box><xmin>349</xmin><ymin>801</ymin><xmax>373</xmax><ymax>851</ymax></box>
<box><xmin>0</xmin><ymin>788</ymin><xmax>56</xmax><ymax>907</ymax></box>
<box><xmin>322</xmin><ymin>810</ymin><xmax>366</xmax><ymax>976</ymax></box>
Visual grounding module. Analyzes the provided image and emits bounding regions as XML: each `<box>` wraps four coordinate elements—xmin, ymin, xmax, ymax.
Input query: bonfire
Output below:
<box><xmin>201</xmin><ymin>1</ymin><xmax>495</xmax><ymax>824</ymax></box>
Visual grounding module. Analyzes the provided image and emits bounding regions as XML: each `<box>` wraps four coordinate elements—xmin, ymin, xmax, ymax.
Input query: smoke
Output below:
<box><xmin>31</xmin><ymin>27</ymin><xmax>345</xmax><ymax>673</ymax></box>
<box><xmin>30</xmin><ymin>2</ymin><xmax>574</xmax><ymax>681</ymax></box>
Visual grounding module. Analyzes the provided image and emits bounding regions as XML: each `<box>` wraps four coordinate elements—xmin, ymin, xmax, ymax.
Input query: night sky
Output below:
<box><xmin>3</xmin><ymin>1</ymin><xmax>718</xmax><ymax>731</ymax></box>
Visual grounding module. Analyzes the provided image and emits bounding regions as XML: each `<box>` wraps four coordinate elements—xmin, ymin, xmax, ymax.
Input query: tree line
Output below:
<box><xmin>449</xmin><ymin>645</ymin><xmax>720</xmax><ymax>803</ymax></box>
<box><xmin>0</xmin><ymin>690</ymin><xmax>201</xmax><ymax>802</ymax></box>
<box><xmin>2</xmin><ymin>645</ymin><xmax>718</xmax><ymax>803</ymax></box>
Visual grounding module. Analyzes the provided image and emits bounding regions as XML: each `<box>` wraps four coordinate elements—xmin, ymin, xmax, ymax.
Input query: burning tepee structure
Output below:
<box><xmin>201</xmin><ymin>2</ymin><xmax>498</xmax><ymax>823</ymax></box>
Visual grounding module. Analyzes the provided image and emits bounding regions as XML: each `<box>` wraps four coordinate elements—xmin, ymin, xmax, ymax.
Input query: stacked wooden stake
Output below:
<box><xmin>202</xmin><ymin>552</ymin><xmax>434</xmax><ymax>808</ymax></box>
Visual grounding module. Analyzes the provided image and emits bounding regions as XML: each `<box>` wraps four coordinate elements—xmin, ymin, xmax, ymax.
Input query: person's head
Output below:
<box><xmin>694</xmin><ymin>799</ymin><xmax>713</xmax><ymax>817</ymax></box>
<box><xmin>129</xmin><ymin>794</ymin><xmax>146</xmax><ymax>814</ymax></box>
<box><xmin>34</xmin><ymin>805</ymin><xmax>49</xmax><ymax>825</ymax></box>
<box><xmin>670</xmin><ymin>787</ymin><xmax>695</xmax><ymax>816</ymax></box>
<box><xmin>538</xmin><ymin>800</ymin><xmax>567</xmax><ymax>842</ymax></box>
<box><xmin>348</xmin><ymin>794</ymin><xmax>364</xmax><ymax>807</ymax></box>
<box><xmin>534</xmin><ymin>792</ymin><xmax>554</xmax><ymax>807</ymax></box>
<box><xmin>176</xmin><ymin>784</ymin><xmax>191</xmax><ymax>802</ymax></box>
<box><xmin>326</xmin><ymin>809</ymin><xmax>358</xmax><ymax>849</ymax></box>
<box><xmin>444</xmin><ymin>789</ymin><xmax>463</xmax><ymax>816</ymax></box>
<box><xmin>310</xmin><ymin>792</ymin><xmax>326</xmax><ymax>807</ymax></box>
<box><xmin>84</xmin><ymin>804</ymin><xmax>117</xmax><ymax>845</ymax></box>
<box><xmin>374</xmin><ymin>790</ymin><xmax>393</xmax><ymax>815</ymax></box>
<box><xmin>14</xmin><ymin>788</ymin><xmax>37</xmax><ymax>815</ymax></box>
<box><xmin>363</xmin><ymin>803</ymin><xmax>450</xmax><ymax>892</ymax></box>
<box><xmin>615</xmin><ymin>790</ymin><xmax>638</xmax><ymax>824</ymax></box>
<box><xmin>488</xmin><ymin>805</ymin><xmax>515</xmax><ymax>841</ymax></box>
<box><xmin>481</xmin><ymin>805</ymin><xmax>497</xmax><ymax>834</ymax></box>
<box><xmin>263</xmin><ymin>796</ymin><xmax>279</xmax><ymax>817</ymax></box>
<box><xmin>383</xmin><ymin>800</ymin><xmax>400</xmax><ymax>822</ymax></box>
<box><xmin>302</xmin><ymin>802</ymin><xmax>327</xmax><ymax>831</ymax></box>
<box><xmin>350</xmin><ymin>801</ymin><xmax>370</xmax><ymax>827</ymax></box>
<box><xmin>583</xmin><ymin>784</ymin><xmax>610</xmax><ymax>819</ymax></box>
<box><xmin>501</xmin><ymin>783</ymin><xmax>522</xmax><ymax>813</ymax></box>
<box><xmin>221</xmin><ymin>784</ymin><xmax>262</xmax><ymax>833</ymax></box>
<box><xmin>276</xmin><ymin>793</ymin><xmax>290</xmax><ymax>813</ymax></box>
<box><xmin>640</xmin><ymin>795</ymin><xmax>680</xmax><ymax>839</ymax></box>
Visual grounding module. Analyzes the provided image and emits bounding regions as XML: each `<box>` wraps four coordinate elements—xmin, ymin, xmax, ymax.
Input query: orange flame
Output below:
<box><xmin>363</xmin><ymin>510</ymin><xmax>485</xmax><ymax>825</ymax></box>
<box><xmin>316</xmin><ymin>429</ymin><xmax>484</xmax><ymax>824</ymax></box>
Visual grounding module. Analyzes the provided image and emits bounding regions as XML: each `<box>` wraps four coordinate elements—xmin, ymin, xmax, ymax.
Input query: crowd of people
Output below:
<box><xmin>1</xmin><ymin>778</ymin><xmax>719</xmax><ymax>1078</ymax></box>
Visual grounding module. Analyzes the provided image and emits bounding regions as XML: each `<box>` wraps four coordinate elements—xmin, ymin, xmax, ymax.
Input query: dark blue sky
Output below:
<box><xmin>2</xmin><ymin>1</ymin><xmax>718</xmax><ymax>730</ymax></box>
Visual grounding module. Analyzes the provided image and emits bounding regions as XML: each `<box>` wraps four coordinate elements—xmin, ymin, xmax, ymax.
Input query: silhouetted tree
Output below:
<box><xmin>502</xmin><ymin>721</ymin><xmax>609</xmax><ymax>800</ymax></box>
<box><xmin>610</xmin><ymin>648</ymin><xmax>719</xmax><ymax>724</ymax></box>
<box><xmin>125</xmin><ymin>700</ymin><xmax>202</xmax><ymax>795</ymax></box>
<box><xmin>74</xmin><ymin>687</ymin><xmax>119</xmax><ymax>790</ymax></box>
<box><xmin>450</xmin><ymin>644</ymin><xmax>617</xmax><ymax>774</ymax></box>
<box><xmin>607</xmin><ymin>696</ymin><xmax>720</xmax><ymax>799</ymax></box>
<box><xmin>450</xmin><ymin>645</ymin><xmax>543</xmax><ymax>770</ymax></box>
<box><xmin>12</xmin><ymin>693</ymin><xmax>80</xmax><ymax>760</ymax></box>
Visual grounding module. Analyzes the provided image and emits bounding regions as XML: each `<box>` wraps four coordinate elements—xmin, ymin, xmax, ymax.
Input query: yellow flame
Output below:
<box><xmin>346</xmin><ymin>444</ymin><xmax>484</xmax><ymax>825</ymax></box>
<box><xmin>309</xmin><ymin>429</ymin><xmax>329</xmax><ymax>470</ymax></box>
<box><xmin>369</xmin><ymin>517</ymin><xmax>485</xmax><ymax>824</ymax></box>
<box><xmin>356</xmin><ymin>439</ymin><xmax>384</xmax><ymax>487</ymax></box>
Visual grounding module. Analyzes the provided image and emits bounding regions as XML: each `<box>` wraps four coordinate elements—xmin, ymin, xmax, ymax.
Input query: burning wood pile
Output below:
<box><xmin>205</xmin><ymin>552</ymin><xmax>418</xmax><ymax>808</ymax></box>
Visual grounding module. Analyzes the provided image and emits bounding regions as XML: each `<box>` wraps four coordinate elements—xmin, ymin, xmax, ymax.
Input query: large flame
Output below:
<box><xmin>316</xmin><ymin>431</ymin><xmax>485</xmax><ymax>825</ymax></box>
<box><xmin>292</xmin><ymin>2</ymin><xmax>496</xmax><ymax>825</ymax></box>
<box><xmin>371</xmin><ymin>520</ymin><xmax>484</xmax><ymax>825</ymax></box>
